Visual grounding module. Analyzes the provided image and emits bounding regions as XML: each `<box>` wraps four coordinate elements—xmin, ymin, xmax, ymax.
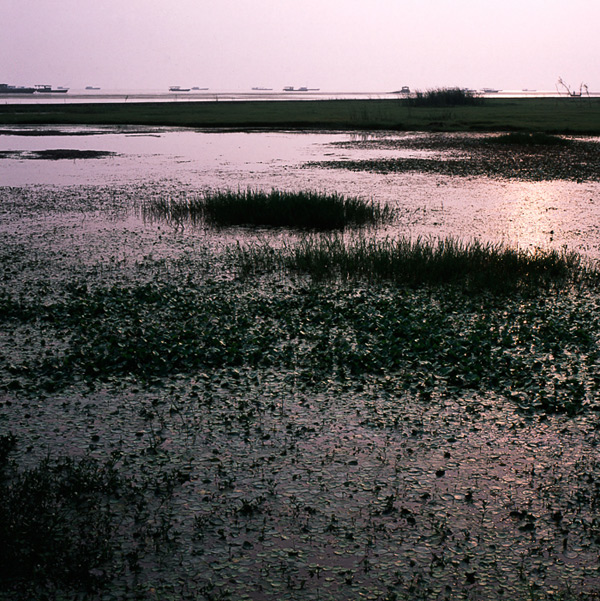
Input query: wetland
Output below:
<box><xmin>1</xmin><ymin>117</ymin><xmax>600</xmax><ymax>600</ymax></box>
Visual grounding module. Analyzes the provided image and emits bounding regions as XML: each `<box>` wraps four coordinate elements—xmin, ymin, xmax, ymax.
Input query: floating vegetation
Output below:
<box><xmin>2</xmin><ymin>247</ymin><xmax>598</xmax><ymax>418</ymax></box>
<box><xmin>142</xmin><ymin>189</ymin><xmax>393</xmax><ymax>230</ymax></box>
<box><xmin>315</xmin><ymin>133</ymin><xmax>600</xmax><ymax>182</ymax></box>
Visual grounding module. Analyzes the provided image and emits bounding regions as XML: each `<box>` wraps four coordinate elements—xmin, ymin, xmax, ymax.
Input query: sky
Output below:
<box><xmin>2</xmin><ymin>0</ymin><xmax>599</xmax><ymax>92</ymax></box>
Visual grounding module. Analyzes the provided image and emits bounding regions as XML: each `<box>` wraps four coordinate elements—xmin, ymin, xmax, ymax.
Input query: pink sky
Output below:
<box><xmin>2</xmin><ymin>0</ymin><xmax>598</xmax><ymax>92</ymax></box>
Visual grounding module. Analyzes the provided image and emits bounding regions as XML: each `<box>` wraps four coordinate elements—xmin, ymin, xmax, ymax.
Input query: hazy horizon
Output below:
<box><xmin>3</xmin><ymin>0</ymin><xmax>599</xmax><ymax>93</ymax></box>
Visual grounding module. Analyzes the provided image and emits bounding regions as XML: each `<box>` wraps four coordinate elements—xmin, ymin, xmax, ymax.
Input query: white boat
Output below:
<box><xmin>34</xmin><ymin>85</ymin><xmax>69</xmax><ymax>93</ymax></box>
<box><xmin>169</xmin><ymin>86</ymin><xmax>191</xmax><ymax>92</ymax></box>
<box><xmin>283</xmin><ymin>86</ymin><xmax>320</xmax><ymax>92</ymax></box>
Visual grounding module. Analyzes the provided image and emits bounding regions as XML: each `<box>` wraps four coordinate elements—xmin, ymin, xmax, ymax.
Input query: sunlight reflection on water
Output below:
<box><xmin>1</xmin><ymin>126</ymin><xmax>600</xmax><ymax>259</ymax></box>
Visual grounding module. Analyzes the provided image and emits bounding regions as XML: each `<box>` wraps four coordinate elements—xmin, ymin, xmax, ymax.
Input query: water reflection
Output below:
<box><xmin>486</xmin><ymin>180</ymin><xmax>600</xmax><ymax>257</ymax></box>
<box><xmin>1</xmin><ymin>127</ymin><xmax>600</xmax><ymax>259</ymax></box>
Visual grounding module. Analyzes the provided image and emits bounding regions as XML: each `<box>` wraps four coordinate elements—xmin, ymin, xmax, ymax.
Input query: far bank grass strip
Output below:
<box><xmin>143</xmin><ymin>189</ymin><xmax>392</xmax><ymax>230</ymax></box>
<box><xmin>235</xmin><ymin>236</ymin><xmax>590</xmax><ymax>289</ymax></box>
<box><xmin>2</xmin><ymin>97</ymin><xmax>600</xmax><ymax>134</ymax></box>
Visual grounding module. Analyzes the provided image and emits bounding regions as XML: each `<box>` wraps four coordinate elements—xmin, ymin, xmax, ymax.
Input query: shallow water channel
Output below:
<box><xmin>2</xmin><ymin>126</ymin><xmax>600</xmax><ymax>259</ymax></box>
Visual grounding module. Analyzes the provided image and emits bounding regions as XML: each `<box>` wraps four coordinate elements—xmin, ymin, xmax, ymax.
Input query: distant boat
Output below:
<box><xmin>191</xmin><ymin>87</ymin><xmax>209</xmax><ymax>90</ymax></box>
<box><xmin>0</xmin><ymin>83</ymin><xmax>36</xmax><ymax>94</ymax></box>
<box><xmin>392</xmin><ymin>86</ymin><xmax>410</xmax><ymax>94</ymax></box>
<box><xmin>169</xmin><ymin>86</ymin><xmax>191</xmax><ymax>92</ymax></box>
<box><xmin>283</xmin><ymin>86</ymin><xmax>320</xmax><ymax>92</ymax></box>
<box><xmin>482</xmin><ymin>88</ymin><xmax>499</xmax><ymax>93</ymax></box>
<box><xmin>34</xmin><ymin>85</ymin><xmax>69</xmax><ymax>93</ymax></box>
<box><xmin>252</xmin><ymin>87</ymin><xmax>272</xmax><ymax>91</ymax></box>
<box><xmin>85</xmin><ymin>86</ymin><xmax>101</xmax><ymax>90</ymax></box>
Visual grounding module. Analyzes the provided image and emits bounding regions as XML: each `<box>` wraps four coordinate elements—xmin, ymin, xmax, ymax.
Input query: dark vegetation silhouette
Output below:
<box><xmin>405</xmin><ymin>87</ymin><xmax>482</xmax><ymax>107</ymax></box>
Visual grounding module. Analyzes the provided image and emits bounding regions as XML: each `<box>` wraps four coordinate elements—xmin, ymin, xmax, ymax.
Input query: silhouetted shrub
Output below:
<box><xmin>406</xmin><ymin>87</ymin><xmax>482</xmax><ymax>107</ymax></box>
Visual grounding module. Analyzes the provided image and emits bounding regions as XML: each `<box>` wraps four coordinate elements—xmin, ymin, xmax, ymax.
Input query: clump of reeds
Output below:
<box><xmin>406</xmin><ymin>87</ymin><xmax>482</xmax><ymax>107</ymax></box>
<box><xmin>236</xmin><ymin>236</ymin><xmax>588</xmax><ymax>289</ymax></box>
<box><xmin>487</xmin><ymin>132</ymin><xmax>569</xmax><ymax>146</ymax></box>
<box><xmin>143</xmin><ymin>189</ymin><xmax>392</xmax><ymax>230</ymax></box>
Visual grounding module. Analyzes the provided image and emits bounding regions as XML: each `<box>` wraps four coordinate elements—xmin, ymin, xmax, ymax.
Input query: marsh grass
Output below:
<box><xmin>487</xmin><ymin>132</ymin><xmax>570</xmax><ymax>146</ymax></box>
<box><xmin>0</xmin><ymin>435</ymin><xmax>186</xmax><ymax>599</ymax></box>
<box><xmin>143</xmin><ymin>189</ymin><xmax>392</xmax><ymax>230</ymax></box>
<box><xmin>3</xmin><ymin>97</ymin><xmax>600</xmax><ymax>134</ymax></box>
<box><xmin>0</xmin><ymin>449</ymin><xmax>121</xmax><ymax>596</ymax></box>
<box><xmin>406</xmin><ymin>87</ymin><xmax>482</xmax><ymax>107</ymax></box>
<box><xmin>236</xmin><ymin>236</ymin><xmax>588</xmax><ymax>290</ymax></box>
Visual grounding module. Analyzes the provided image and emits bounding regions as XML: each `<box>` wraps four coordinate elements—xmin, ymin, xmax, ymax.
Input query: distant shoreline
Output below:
<box><xmin>1</xmin><ymin>97</ymin><xmax>600</xmax><ymax>134</ymax></box>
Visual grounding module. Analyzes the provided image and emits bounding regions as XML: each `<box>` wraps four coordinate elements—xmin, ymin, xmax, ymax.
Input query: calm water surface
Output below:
<box><xmin>1</xmin><ymin>125</ymin><xmax>600</xmax><ymax>259</ymax></box>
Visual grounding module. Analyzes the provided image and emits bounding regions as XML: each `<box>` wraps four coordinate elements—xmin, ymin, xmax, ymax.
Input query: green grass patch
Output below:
<box><xmin>235</xmin><ymin>236</ymin><xmax>589</xmax><ymax>290</ymax></box>
<box><xmin>143</xmin><ymin>189</ymin><xmax>392</xmax><ymax>230</ymax></box>
<box><xmin>1</xmin><ymin>97</ymin><xmax>600</xmax><ymax>134</ymax></box>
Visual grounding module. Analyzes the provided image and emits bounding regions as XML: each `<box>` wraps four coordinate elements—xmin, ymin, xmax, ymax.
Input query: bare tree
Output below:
<box><xmin>556</xmin><ymin>77</ymin><xmax>589</xmax><ymax>97</ymax></box>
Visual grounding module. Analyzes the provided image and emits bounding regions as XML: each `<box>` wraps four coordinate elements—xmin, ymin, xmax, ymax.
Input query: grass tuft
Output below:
<box><xmin>143</xmin><ymin>189</ymin><xmax>392</xmax><ymax>230</ymax></box>
<box><xmin>406</xmin><ymin>87</ymin><xmax>482</xmax><ymax>107</ymax></box>
<box><xmin>487</xmin><ymin>132</ymin><xmax>570</xmax><ymax>146</ymax></box>
<box><xmin>236</xmin><ymin>236</ymin><xmax>588</xmax><ymax>290</ymax></box>
<box><xmin>0</xmin><ymin>451</ymin><xmax>122</xmax><ymax>596</ymax></box>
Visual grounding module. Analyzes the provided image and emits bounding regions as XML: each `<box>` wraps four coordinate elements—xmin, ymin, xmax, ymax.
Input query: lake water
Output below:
<box><xmin>4</xmin><ymin>88</ymin><xmax>589</xmax><ymax>105</ymax></box>
<box><xmin>1</xmin><ymin>125</ymin><xmax>600</xmax><ymax>259</ymax></box>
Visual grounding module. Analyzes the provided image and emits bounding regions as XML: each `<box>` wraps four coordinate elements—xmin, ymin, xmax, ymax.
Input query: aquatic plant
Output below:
<box><xmin>315</xmin><ymin>135</ymin><xmax>600</xmax><ymax>181</ymax></box>
<box><xmin>3</xmin><ymin>223</ymin><xmax>600</xmax><ymax>597</ymax></box>
<box><xmin>0</xmin><ymin>439</ymin><xmax>187</xmax><ymax>599</ymax></box>
<box><xmin>143</xmin><ymin>189</ymin><xmax>392</xmax><ymax>230</ymax></box>
<box><xmin>0</xmin><ymin>453</ymin><xmax>122</xmax><ymax>596</ymax></box>
<box><xmin>236</xmin><ymin>235</ymin><xmax>588</xmax><ymax>290</ymax></box>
